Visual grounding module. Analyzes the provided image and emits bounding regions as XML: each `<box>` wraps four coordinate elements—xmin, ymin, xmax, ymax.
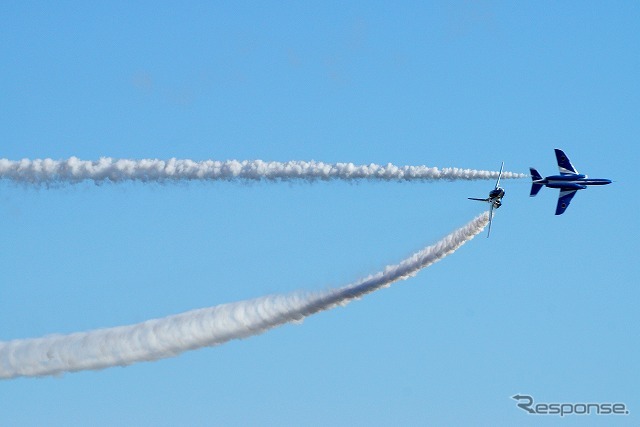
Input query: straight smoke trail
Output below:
<box><xmin>0</xmin><ymin>158</ymin><xmax>526</xmax><ymax>184</ymax></box>
<box><xmin>0</xmin><ymin>212</ymin><xmax>488</xmax><ymax>379</ymax></box>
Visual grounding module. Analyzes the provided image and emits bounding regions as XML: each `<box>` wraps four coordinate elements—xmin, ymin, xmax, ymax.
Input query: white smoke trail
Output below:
<box><xmin>0</xmin><ymin>158</ymin><xmax>526</xmax><ymax>185</ymax></box>
<box><xmin>0</xmin><ymin>212</ymin><xmax>488</xmax><ymax>379</ymax></box>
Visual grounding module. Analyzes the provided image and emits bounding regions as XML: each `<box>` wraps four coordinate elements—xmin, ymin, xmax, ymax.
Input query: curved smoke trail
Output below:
<box><xmin>0</xmin><ymin>212</ymin><xmax>488</xmax><ymax>379</ymax></box>
<box><xmin>0</xmin><ymin>158</ymin><xmax>526</xmax><ymax>184</ymax></box>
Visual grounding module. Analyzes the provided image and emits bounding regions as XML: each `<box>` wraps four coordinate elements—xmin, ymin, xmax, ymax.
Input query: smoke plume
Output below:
<box><xmin>0</xmin><ymin>212</ymin><xmax>488</xmax><ymax>379</ymax></box>
<box><xmin>0</xmin><ymin>158</ymin><xmax>526</xmax><ymax>185</ymax></box>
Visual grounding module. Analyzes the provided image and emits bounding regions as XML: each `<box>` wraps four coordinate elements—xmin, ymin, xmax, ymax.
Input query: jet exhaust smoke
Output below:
<box><xmin>0</xmin><ymin>212</ymin><xmax>488</xmax><ymax>379</ymax></box>
<box><xmin>0</xmin><ymin>158</ymin><xmax>526</xmax><ymax>185</ymax></box>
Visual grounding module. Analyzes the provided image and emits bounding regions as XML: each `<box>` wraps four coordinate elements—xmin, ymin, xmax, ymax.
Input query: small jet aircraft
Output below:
<box><xmin>468</xmin><ymin>161</ymin><xmax>505</xmax><ymax>237</ymax></box>
<box><xmin>530</xmin><ymin>149</ymin><xmax>612</xmax><ymax>215</ymax></box>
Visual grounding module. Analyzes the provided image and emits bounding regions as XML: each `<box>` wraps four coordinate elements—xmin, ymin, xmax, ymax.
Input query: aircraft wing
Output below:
<box><xmin>487</xmin><ymin>204</ymin><xmax>494</xmax><ymax>237</ymax></box>
<box><xmin>468</xmin><ymin>197</ymin><xmax>490</xmax><ymax>202</ymax></box>
<box><xmin>555</xmin><ymin>189</ymin><xmax>578</xmax><ymax>215</ymax></box>
<box><xmin>494</xmin><ymin>161</ymin><xmax>504</xmax><ymax>189</ymax></box>
<box><xmin>555</xmin><ymin>149</ymin><xmax>579</xmax><ymax>175</ymax></box>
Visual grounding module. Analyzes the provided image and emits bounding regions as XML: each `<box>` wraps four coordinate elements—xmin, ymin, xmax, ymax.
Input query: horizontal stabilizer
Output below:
<box><xmin>530</xmin><ymin>183</ymin><xmax>543</xmax><ymax>197</ymax></box>
<box><xmin>529</xmin><ymin>167</ymin><xmax>542</xmax><ymax>181</ymax></box>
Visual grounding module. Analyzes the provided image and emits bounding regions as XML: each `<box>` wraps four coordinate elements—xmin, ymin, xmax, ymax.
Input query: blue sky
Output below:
<box><xmin>1</xmin><ymin>1</ymin><xmax>638</xmax><ymax>425</ymax></box>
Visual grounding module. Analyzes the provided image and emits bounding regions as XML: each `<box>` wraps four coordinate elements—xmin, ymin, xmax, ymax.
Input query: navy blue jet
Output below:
<box><xmin>530</xmin><ymin>149</ymin><xmax>611</xmax><ymax>215</ymax></box>
<box><xmin>468</xmin><ymin>161</ymin><xmax>505</xmax><ymax>237</ymax></box>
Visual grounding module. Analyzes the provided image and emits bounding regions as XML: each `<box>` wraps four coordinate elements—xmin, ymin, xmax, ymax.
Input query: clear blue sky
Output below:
<box><xmin>1</xmin><ymin>2</ymin><xmax>638</xmax><ymax>425</ymax></box>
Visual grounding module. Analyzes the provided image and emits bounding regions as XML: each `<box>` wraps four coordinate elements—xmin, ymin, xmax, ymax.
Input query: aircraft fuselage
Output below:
<box><xmin>534</xmin><ymin>174</ymin><xmax>611</xmax><ymax>190</ymax></box>
<box><xmin>489</xmin><ymin>188</ymin><xmax>505</xmax><ymax>199</ymax></box>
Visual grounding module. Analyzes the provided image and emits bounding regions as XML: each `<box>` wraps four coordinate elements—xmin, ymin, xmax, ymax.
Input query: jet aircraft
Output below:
<box><xmin>530</xmin><ymin>149</ymin><xmax>611</xmax><ymax>215</ymax></box>
<box><xmin>468</xmin><ymin>161</ymin><xmax>505</xmax><ymax>237</ymax></box>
